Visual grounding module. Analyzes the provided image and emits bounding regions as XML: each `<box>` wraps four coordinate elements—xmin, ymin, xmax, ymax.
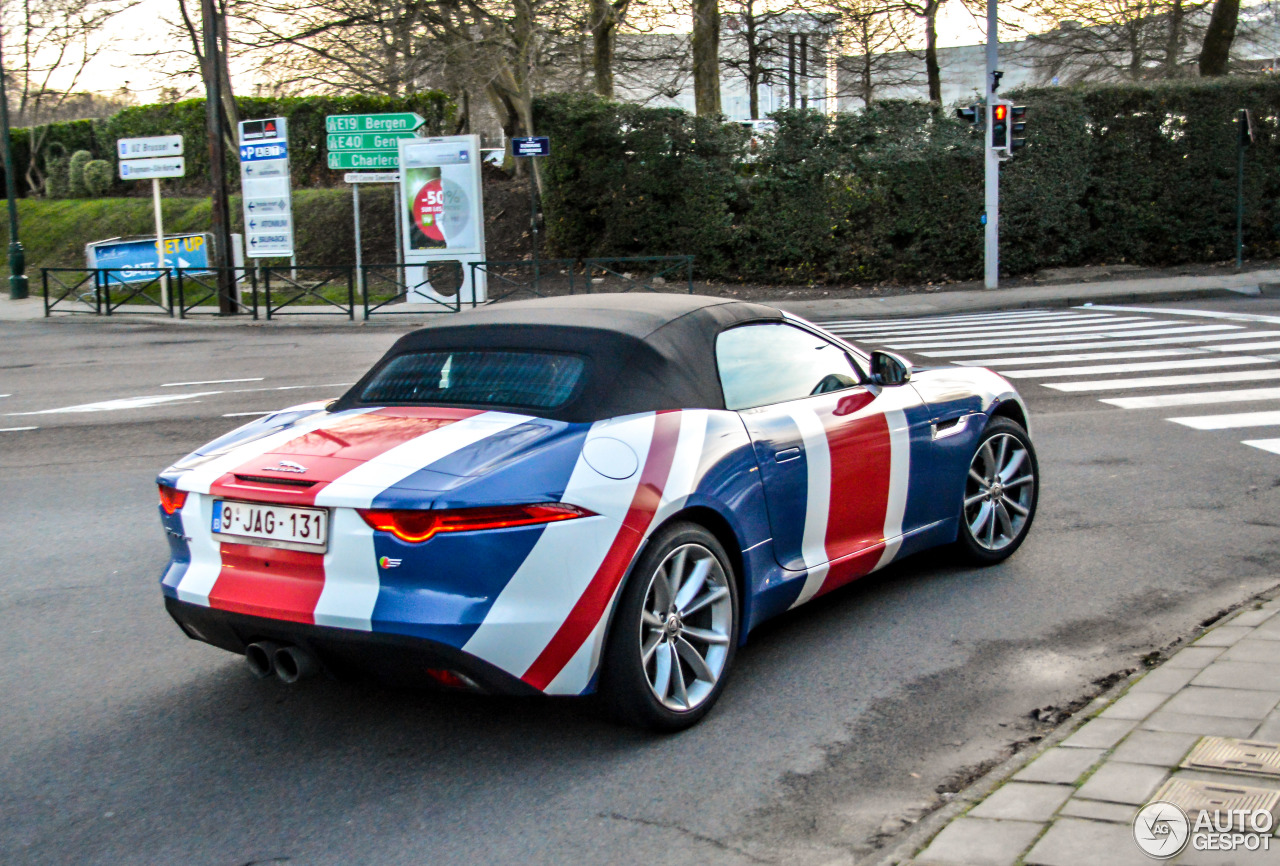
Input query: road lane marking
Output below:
<box><xmin>845</xmin><ymin>319</ymin><xmax>1169</xmax><ymax>342</ymax></box>
<box><xmin>822</xmin><ymin>309</ymin><xmax>1087</xmax><ymax>327</ymax></box>
<box><xmin>1168</xmin><ymin>410</ymin><xmax>1280</xmax><ymax>430</ymax></box>
<box><xmin>830</xmin><ymin>314</ymin><xmax>1142</xmax><ymax>336</ymax></box>
<box><xmin>1102</xmin><ymin>387</ymin><xmax>1280</xmax><ymax>409</ymax></box>
<box><xmin>162</xmin><ymin>378</ymin><xmax>264</xmax><ymax>387</ymax></box>
<box><xmin>918</xmin><ymin>331</ymin><xmax>1280</xmax><ymax>358</ymax></box>
<box><xmin>1244</xmin><ymin>439</ymin><xmax>1280</xmax><ymax>455</ymax></box>
<box><xmin>953</xmin><ymin>348</ymin><xmax>1207</xmax><ymax>366</ymax></box>
<box><xmin>1080</xmin><ymin>305</ymin><xmax>1280</xmax><ymax>326</ymax></box>
<box><xmin>889</xmin><ymin>324</ymin><xmax>1242</xmax><ymax>350</ymax></box>
<box><xmin>1000</xmin><ymin>356</ymin><xmax>1274</xmax><ymax>378</ymax></box>
<box><xmin>222</xmin><ymin>411</ymin><xmax>279</xmax><ymax>417</ymax></box>
<box><xmin>1046</xmin><ymin>369</ymin><xmax>1280</xmax><ymax>392</ymax></box>
<box><xmin>0</xmin><ymin>426</ymin><xmax>37</xmax><ymax>432</ymax></box>
<box><xmin>5</xmin><ymin>383</ymin><xmax>352</xmax><ymax>416</ymax></box>
<box><xmin>1208</xmin><ymin>341</ymin><xmax>1280</xmax><ymax>353</ymax></box>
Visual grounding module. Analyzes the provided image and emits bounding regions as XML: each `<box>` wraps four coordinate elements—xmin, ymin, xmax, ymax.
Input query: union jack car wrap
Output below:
<box><xmin>158</xmin><ymin>295</ymin><xmax>1035</xmax><ymax>726</ymax></box>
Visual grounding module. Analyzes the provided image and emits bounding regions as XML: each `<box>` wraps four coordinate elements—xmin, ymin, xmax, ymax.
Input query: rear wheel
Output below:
<box><xmin>599</xmin><ymin>522</ymin><xmax>739</xmax><ymax>731</ymax></box>
<box><xmin>957</xmin><ymin>417</ymin><xmax>1039</xmax><ymax>565</ymax></box>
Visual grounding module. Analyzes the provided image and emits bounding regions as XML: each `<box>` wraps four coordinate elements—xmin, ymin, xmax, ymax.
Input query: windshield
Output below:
<box><xmin>358</xmin><ymin>350</ymin><xmax>586</xmax><ymax>410</ymax></box>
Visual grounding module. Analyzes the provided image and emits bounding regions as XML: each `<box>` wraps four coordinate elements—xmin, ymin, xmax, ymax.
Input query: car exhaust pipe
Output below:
<box><xmin>245</xmin><ymin>641</ymin><xmax>282</xmax><ymax>679</ymax></box>
<box><xmin>273</xmin><ymin>645</ymin><xmax>318</xmax><ymax>684</ymax></box>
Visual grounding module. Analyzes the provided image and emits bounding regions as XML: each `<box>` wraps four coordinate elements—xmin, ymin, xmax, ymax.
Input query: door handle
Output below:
<box><xmin>775</xmin><ymin>447</ymin><xmax>801</xmax><ymax>463</ymax></box>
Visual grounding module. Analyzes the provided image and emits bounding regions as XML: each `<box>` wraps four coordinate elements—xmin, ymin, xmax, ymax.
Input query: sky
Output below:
<box><xmin>91</xmin><ymin>0</ymin><xmax>995</xmax><ymax>103</ymax></box>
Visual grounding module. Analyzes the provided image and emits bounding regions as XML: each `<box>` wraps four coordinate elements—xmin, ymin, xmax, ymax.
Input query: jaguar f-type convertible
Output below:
<box><xmin>157</xmin><ymin>294</ymin><xmax>1038</xmax><ymax>730</ymax></box>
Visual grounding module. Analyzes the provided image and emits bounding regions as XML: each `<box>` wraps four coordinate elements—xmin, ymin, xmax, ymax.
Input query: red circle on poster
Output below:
<box><xmin>414</xmin><ymin>178</ymin><xmax>445</xmax><ymax>241</ymax></box>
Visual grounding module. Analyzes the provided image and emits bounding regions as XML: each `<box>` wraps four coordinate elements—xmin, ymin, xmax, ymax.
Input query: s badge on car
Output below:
<box><xmin>379</xmin><ymin>556</ymin><xmax>402</xmax><ymax>569</ymax></box>
<box><xmin>264</xmin><ymin>460</ymin><xmax>308</xmax><ymax>473</ymax></box>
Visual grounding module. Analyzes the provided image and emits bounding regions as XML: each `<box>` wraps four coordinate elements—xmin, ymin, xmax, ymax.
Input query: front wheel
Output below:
<box><xmin>957</xmin><ymin>417</ymin><xmax>1039</xmax><ymax>565</ymax></box>
<box><xmin>598</xmin><ymin>522</ymin><xmax>739</xmax><ymax>731</ymax></box>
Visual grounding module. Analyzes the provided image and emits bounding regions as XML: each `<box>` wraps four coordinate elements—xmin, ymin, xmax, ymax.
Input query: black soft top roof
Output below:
<box><xmin>335</xmin><ymin>294</ymin><xmax>783</xmax><ymax>422</ymax></box>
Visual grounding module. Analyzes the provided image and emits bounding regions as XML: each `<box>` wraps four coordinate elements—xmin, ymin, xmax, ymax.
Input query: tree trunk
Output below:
<box><xmin>924</xmin><ymin>3</ymin><xmax>941</xmax><ymax>104</ymax></box>
<box><xmin>1199</xmin><ymin>0</ymin><xmax>1240</xmax><ymax>76</ymax></box>
<box><xmin>1163</xmin><ymin>0</ymin><xmax>1186</xmax><ymax>75</ymax></box>
<box><xmin>692</xmin><ymin>0</ymin><xmax>721</xmax><ymax>116</ymax></box>
<box><xmin>745</xmin><ymin>5</ymin><xmax>759</xmax><ymax>118</ymax></box>
<box><xmin>591</xmin><ymin>0</ymin><xmax>616</xmax><ymax>98</ymax></box>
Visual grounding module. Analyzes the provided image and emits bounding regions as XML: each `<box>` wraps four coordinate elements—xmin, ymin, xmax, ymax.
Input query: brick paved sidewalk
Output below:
<box><xmin>903</xmin><ymin>600</ymin><xmax>1280</xmax><ymax>866</ymax></box>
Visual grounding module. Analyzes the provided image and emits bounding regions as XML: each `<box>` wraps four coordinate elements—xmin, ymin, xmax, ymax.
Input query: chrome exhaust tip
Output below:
<box><xmin>245</xmin><ymin>641</ymin><xmax>281</xmax><ymax>679</ymax></box>
<box><xmin>273</xmin><ymin>645</ymin><xmax>318</xmax><ymax>684</ymax></box>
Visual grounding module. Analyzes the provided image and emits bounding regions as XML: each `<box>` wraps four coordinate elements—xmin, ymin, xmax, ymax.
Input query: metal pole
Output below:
<box><xmin>1236</xmin><ymin>137</ymin><xmax>1245</xmax><ymax>270</ymax></box>
<box><xmin>393</xmin><ymin>180</ymin><xmax>403</xmax><ymax>267</ymax></box>
<box><xmin>202</xmin><ymin>0</ymin><xmax>235</xmax><ymax>314</ymax></box>
<box><xmin>984</xmin><ymin>0</ymin><xmax>999</xmax><ymax>290</ymax></box>
<box><xmin>0</xmin><ymin>30</ymin><xmax>28</xmax><ymax>300</ymax></box>
<box><xmin>153</xmin><ymin>178</ymin><xmax>169</xmax><ymax>308</ymax></box>
<box><xmin>353</xmin><ymin>182</ymin><xmax>363</xmax><ymax>297</ymax></box>
<box><xmin>529</xmin><ymin>160</ymin><xmax>538</xmax><ymax>266</ymax></box>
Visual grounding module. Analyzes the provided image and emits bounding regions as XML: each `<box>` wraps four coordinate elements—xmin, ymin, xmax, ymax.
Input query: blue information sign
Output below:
<box><xmin>511</xmin><ymin>136</ymin><xmax>550</xmax><ymax>157</ymax></box>
<box><xmin>86</xmin><ymin>234</ymin><xmax>213</xmax><ymax>282</ymax></box>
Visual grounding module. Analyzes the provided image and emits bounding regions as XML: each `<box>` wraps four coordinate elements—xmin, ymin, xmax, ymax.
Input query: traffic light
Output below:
<box><xmin>955</xmin><ymin>103</ymin><xmax>981</xmax><ymax>127</ymax></box>
<box><xmin>1010</xmin><ymin>105</ymin><xmax>1028</xmax><ymax>151</ymax></box>
<box><xmin>990</xmin><ymin>101</ymin><xmax>1009</xmax><ymax>151</ymax></box>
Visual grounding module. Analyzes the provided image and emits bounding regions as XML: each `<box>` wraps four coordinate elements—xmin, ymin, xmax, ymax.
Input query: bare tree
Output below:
<box><xmin>832</xmin><ymin>0</ymin><xmax>919</xmax><ymax>108</ymax></box>
<box><xmin>897</xmin><ymin>0</ymin><xmax>946</xmax><ymax>102</ymax></box>
<box><xmin>1016</xmin><ymin>0</ymin><xmax>1210</xmax><ymax>83</ymax></box>
<box><xmin>719</xmin><ymin>3</ymin><xmax>835</xmax><ymax>118</ymax></box>
<box><xmin>1</xmin><ymin>0</ymin><xmax>137</xmax><ymax>193</ymax></box>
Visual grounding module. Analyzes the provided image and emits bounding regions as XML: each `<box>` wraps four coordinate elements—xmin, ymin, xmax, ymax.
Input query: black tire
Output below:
<box><xmin>598</xmin><ymin>521</ymin><xmax>740</xmax><ymax>732</ymax></box>
<box><xmin>956</xmin><ymin>416</ymin><xmax>1039</xmax><ymax>565</ymax></box>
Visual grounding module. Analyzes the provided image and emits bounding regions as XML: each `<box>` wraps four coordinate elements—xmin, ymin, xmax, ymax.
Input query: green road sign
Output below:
<box><xmin>327</xmin><ymin>151</ymin><xmax>401</xmax><ymax>170</ymax></box>
<box><xmin>327</xmin><ymin>132</ymin><xmax>417</xmax><ymax>151</ymax></box>
<box><xmin>325</xmin><ymin>113</ymin><xmax>424</xmax><ymax>134</ymax></box>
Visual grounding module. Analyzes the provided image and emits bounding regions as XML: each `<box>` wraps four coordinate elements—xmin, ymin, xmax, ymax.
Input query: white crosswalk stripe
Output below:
<box><xmin>887</xmin><ymin>324</ymin><xmax>1242</xmax><ymax>351</ymax></box>
<box><xmin>816</xmin><ymin>307</ymin><xmax>1280</xmax><ymax>461</ymax></box>
<box><xmin>1168</xmin><ymin>411</ymin><xmax>1280</xmax><ymax>430</ymax></box>
<box><xmin>954</xmin><ymin>348</ymin><xmax>1208</xmax><ymax>366</ymax></box>
<box><xmin>1102</xmin><ymin>387</ymin><xmax>1280</xmax><ymax>410</ymax></box>
<box><xmin>999</xmin><ymin>356</ymin><xmax>1274</xmax><ymax>379</ymax></box>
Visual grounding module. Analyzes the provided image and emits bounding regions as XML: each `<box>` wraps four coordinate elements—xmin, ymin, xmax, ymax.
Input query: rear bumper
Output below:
<box><xmin>164</xmin><ymin>597</ymin><xmax>543</xmax><ymax>696</ymax></box>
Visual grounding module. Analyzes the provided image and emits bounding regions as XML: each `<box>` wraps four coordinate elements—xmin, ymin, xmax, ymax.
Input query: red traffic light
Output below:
<box><xmin>993</xmin><ymin>104</ymin><xmax>1008</xmax><ymax>122</ymax></box>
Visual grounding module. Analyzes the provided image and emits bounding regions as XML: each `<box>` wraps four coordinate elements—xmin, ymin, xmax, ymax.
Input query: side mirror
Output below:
<box><xmin>870</xmin><ymin>350</ymin><xmax>912</xmax><ymax>386</ymax></box>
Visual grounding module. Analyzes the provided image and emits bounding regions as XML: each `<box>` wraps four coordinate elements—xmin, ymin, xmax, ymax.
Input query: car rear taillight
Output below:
<box><xmin>158</xmin><ymin>485</ymin><xmax>188</xmax><ymax>515</ymax></box>
<box><xmin>357</xmin><ymin>503</ymin><xmax>594</xmax><ymax>544</ymax></box>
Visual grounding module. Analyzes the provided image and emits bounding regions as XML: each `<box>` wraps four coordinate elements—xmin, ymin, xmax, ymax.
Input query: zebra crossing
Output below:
<box><xmin>815</xmin><ymin>305</ymin><xmax>1280</xmax><ymax>458</ymax></box>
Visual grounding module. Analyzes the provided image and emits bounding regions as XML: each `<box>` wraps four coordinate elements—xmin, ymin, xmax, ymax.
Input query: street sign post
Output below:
<box><xmin>117</xmin><ymin>135</ymin><xmax>187</xmax><ymax>306</ymax></box>
<box><xmin>342</xmin><ymin>171</ymin><xmax>404</xmax><ymax>294</ymax></box>
<box><xmin>511</xmin><ymin>136</ymin><xmax>550</xmax><ymax>264</ymax></box>
<box><xmin>238</xmin><ymin>117</ymin><xmax>294</xmax><ymax>259</ymax></box>
<box><xmin>117</xmin><ymin>136</ymin><xmax>183</xmax><ymax>159</ymax></box>
<box><xmin>343</xmin><ymin>172</ymin><xmax>399</xmax><ymax>184</ymax></box>
<box><xmin>511</xmin><ymin>136</ymin><xmax>550</xmax><ymax>157</ymax></box>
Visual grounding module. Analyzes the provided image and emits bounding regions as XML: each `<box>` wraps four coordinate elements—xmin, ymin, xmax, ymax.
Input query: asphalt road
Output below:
<box><xmin>2</xmin><ymin>298</ymin><xmax>1279</xmax><ymax>865</ymax></box>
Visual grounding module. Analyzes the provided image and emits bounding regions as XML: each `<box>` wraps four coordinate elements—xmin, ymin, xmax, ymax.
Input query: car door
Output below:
<box><xmin>717</xmin><ymin>322</ymin><xmax>930</xmax><ymax>605</ymax></box>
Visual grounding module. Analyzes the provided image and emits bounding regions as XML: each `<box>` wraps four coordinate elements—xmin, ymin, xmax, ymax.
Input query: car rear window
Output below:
<box><xmin>358</xmin><ymin>351</ymin><xmax>586</xmax><ymax>409</ymax></box>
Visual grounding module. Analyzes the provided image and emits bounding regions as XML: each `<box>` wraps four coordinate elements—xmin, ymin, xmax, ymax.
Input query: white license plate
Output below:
<box><xmin>212</xmin><ymin>500</ymin><xmax>328</xmax><ymax>551</ymax></box>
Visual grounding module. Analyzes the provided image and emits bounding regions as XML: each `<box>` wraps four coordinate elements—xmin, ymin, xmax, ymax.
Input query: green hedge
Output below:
<box><xmin>2</xmin><ymin>93</ymin><xmax>453</xmax><ymax>198</ymax></box>
<box><xmin>536</xmin><ymin>78</ymin><xmax>1280</xmax><ymax>282</ymax></box>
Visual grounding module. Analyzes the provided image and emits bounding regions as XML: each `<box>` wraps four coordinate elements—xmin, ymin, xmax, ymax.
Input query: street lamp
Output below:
<box><xmin>0</xmin><ymin>30</ymin><xmax>28</xmax><ymax>300</ymax></box>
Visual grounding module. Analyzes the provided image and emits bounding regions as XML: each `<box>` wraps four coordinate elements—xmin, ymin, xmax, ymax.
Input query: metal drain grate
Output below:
<box><xmin>1151</xmin><ymin>778</ymin><xmax>1280</xmax><ymax>830</ymax></box>
<box><xmin>1183</xmin><ymin>737</ymin><xmax>1280</xmax><ymax>779</ymax></box>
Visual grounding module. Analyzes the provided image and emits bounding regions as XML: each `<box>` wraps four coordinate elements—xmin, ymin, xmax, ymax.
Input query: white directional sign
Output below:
<box><xmin>119</xmin><ymin>157</ymin><xmax>185</xmax><ymax>180</ymax></box>
<box><xmin>344</xmin><ymin>172</ymin><xmax>400</xmax><ymax>184</ymax></box>
<box><xmin>238</xmin><ymin>117</ymin><xmax>295</xmax><ymax>258</ymax></box>
<box><xmin>117</xmin><ymin>135</ymin><xmax>184</xmax><ymax>159</ymax></box>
